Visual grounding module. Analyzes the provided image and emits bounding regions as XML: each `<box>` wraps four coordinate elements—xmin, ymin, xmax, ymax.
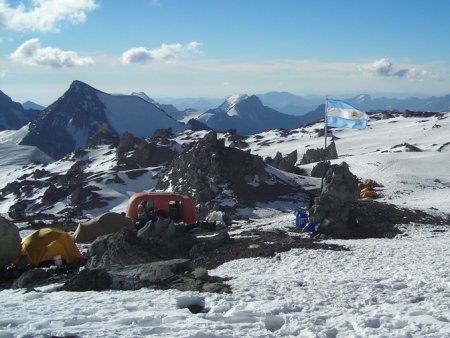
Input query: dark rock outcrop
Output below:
<box><xmin>300</xmin><ymin>141</ymin><xmax>338</xmax><ymax>165</ymax></box>
<box><xmin>156</xmin><ymin>131</ymin><xmax>304</xmax><ymax>217</ymax></box>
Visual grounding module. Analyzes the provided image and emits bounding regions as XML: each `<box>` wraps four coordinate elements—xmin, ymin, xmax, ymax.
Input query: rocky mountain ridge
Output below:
<box><xmin>19</xmin><ymin>81</ymin><xmax>186</xmax><ymax>159</ymax></box>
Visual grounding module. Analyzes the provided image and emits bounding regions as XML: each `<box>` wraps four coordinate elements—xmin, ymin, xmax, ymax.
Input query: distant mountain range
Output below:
<box><xmin>257</xmin><ymin>92</ymin><xmax>323</xmax><ymax>116</ymax></box>
<box><xmin>345</xmin><ymin>94</ymin><xmax>450</xmax><ymax>112</ymax></box>
<box><xmin>2</xmin><ymin>82</ymin><xmax>450</xmax><ymax>160</ymax></box>
<box><xmin>157</xmin><ymin>92</ymin><xmax>450</xmax><ymax>115</ymax></box>
<box><xmin>0</xmin><ymin>90</ymin><xmax>41</xmax><ymax>131</ymax></box>
<box><xmin>257</xmin><ymin>92</ymin><xmax>450</xmax><ymax>115</ymax></box>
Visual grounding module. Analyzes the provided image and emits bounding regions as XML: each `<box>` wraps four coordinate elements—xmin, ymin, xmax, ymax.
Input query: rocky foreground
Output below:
<box><xmin>2</xmin><ymin>160</ymin><xmax>448</xmax><ymax>294</ymax></box>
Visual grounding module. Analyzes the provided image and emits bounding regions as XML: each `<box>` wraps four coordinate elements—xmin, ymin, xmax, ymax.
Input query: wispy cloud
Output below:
<box><xmin>10</xmin><ymin>38</ymin><xmax>94</xmax><ymax>68</ymax></box>
<box><xmin>122</xmin><ymin>41</ymin><xmax>203</xmax><ymax>64</ymax></box>
<box><xmin>0</xmin><ymin>0</ymin><xmax>98</xmax><ymax>32</ymax></box>
<box><xmin>359</xmin><ymin>58</ymin><xmax>439</xmax><ymax>80</ymax></box>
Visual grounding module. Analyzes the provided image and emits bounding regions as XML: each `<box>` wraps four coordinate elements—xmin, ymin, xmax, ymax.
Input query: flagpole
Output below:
<box><xmin>321</xmin><ymin>96</ymin><xmax>328</xmax><ymax>191</ymax></box>
<box><xmin>324</xmin><ymin>95</ymin><xmax>328</xmax><ymax>151</ymax></box>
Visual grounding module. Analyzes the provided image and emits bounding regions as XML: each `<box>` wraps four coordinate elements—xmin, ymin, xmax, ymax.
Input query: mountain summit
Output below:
<box><xmin>21</xmin><ymin>81</ymin><xmax>186</xmax><ymax>159</ymax></box>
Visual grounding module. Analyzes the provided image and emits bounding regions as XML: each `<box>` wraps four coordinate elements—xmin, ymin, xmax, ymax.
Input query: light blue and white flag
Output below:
<box><xmin>326</xmin><ymin>99</ymin><xmax>368</xmax><ymax>130</ymax></box>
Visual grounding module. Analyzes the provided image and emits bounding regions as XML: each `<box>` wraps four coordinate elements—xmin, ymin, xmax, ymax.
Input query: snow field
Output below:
<box><xmin>1</xmin><ymin>222</ymin><xmax>450</xmax><ymax>337</ymax></box>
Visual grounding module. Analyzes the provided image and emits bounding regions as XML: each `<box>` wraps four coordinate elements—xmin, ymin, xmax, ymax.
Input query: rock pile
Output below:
<box><xmin>309</xmin><ymin>162</ymin><xmax>359</xmax><ymax>238</ymax></box>
<box><xmin>265</xmin><ymin>150</ymin><xmax>303</xmax><ymax>175</ymax></box>
<box><xmin>300</xmin><ymin>141</ymin><xmax>337</xmax><ymax>165</ymax></box>
<box><xmin>116</xmin><ymin>129</ymin><xmax>178</xmax><ymax>170</ymax></box>
<box><xmin>61</xmin><ymin>228</ymin><xmax>231</xmax><ymax>293</ymax></box>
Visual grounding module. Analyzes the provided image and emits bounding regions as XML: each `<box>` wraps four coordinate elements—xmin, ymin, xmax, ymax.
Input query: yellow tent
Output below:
<box><xmin>21</xmin><ymin>227</ymin><xmax>85</xmax><ymax>266</ymax></box>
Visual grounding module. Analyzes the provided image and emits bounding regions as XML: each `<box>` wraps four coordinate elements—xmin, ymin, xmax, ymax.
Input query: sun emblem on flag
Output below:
<box><xmin>351</xmin><ymin>110</ymin><xmax>359</xmax><ymax>118</ymax></box>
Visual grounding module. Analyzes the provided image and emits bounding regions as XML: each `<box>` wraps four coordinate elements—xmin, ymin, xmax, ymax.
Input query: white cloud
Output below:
<box><xmin>10</xmin><ymin>38</ymin><xmax>94</xmax><ymax>68</ymax></box>
<box><xmin>0</xmin><ymin>0</ymin><xmax>98</xmax><ymax>32</ymax></box>
<box><xmin>122</xmin><ymin>41</ymin><xmax>203</xmax><ymax>64</ymax></box>
<box><xmin>359</xmin><ymin>58</ymin><xmax>439</xmax><ymax>80</ymax></box>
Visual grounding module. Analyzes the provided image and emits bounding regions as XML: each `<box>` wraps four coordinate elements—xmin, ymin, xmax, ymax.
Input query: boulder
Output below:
<box><xmin>0</xmin><ymin>216</ymin><xmax>21</xmax><ymax>267</ymax></box>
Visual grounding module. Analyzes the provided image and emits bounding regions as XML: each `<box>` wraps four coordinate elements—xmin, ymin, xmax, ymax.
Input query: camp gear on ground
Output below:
<box><xmin>137</xmin><ymin>200</ymin><xmax>156</xmax><ymax>225</ymax></box>
<box><xmin>295</xmin><ymin>210</ymin><xmax>308</xmax><ymax>228</ymax></box>
<box><xmin>73</xmin><ymin>212</ymin><xmax>135</xmax><ymax>243</ymax></box>
<box><xmin>20</xmin><ymin>227</ymin><xmax>84</xmax><ymax>266</ymax></box>
<box><xmin>358</xmin><ymin>178</ymin><xmax>381</xmax><ymax>199</ymax></box>
<box><xmin>303</xmin><ymin>222</ymin><xmax>316</xmax><ymax>233</ymax></box>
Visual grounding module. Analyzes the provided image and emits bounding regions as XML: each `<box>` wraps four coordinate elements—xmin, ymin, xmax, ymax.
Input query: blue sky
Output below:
<box><xmin>1</xmin><ymin>0</ymin><xmax>450</xmax><ymax>104</ymax></box>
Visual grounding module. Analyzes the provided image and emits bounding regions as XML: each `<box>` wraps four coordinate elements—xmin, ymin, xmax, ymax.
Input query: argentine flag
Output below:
<box><xmin>326</xmin><ymin>99</ymin><xmax>368</xmax><ymax>130</ymax></box>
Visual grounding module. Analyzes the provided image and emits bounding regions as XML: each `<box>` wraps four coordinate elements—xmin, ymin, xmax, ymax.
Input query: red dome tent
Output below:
<box><xmin>125</xmin><ymin>192</ymin><xmax>197</xmax><ymax>224</ymax></box>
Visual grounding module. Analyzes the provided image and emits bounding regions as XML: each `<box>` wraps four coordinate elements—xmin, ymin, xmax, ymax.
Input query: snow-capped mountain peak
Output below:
<box><xmin>219</xmin><ymin>94</ymin><xmax>250</xmax><ymax>115</ymax></box>
<box><xmin>355</xmin><ymin>94</ymin><xmax>371</xmax><ymax>103</ymax></box>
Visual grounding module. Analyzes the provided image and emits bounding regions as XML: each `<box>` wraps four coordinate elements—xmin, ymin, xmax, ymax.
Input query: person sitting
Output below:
<box><xmin>136</xmin><ymin>200</ymin><xmax>157</xmax><ymax>229</ymax></box>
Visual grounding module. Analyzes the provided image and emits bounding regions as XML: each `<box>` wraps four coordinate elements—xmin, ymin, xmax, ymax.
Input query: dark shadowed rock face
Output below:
<box><xmin>311</xmin><ymin>161</ymin><xmax>332</xmax><ymax>178</ymax></box>
<box><xmin>156</xmin><ymin>131</ymin><xmax>302</xmax><ymax>217</ymax></box>
<box><xmin>21</xmin><ymin>80</ymin><xmax>116</xmax><ymax>159</ymax></box>
<box><xmin>116</xmin><ymin>129</ymin><xmax>178</xmax><ymax>170</ymax></box>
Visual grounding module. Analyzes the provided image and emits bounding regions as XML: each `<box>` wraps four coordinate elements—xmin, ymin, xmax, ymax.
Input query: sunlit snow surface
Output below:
<box><xmin>1</xmin><ymin>221</ymin><xmax>450</xmax><ymax>337</ymax></box>
<box><xmin>1</xmin><ymin>113</ymin><xmax>449</xmax><ymax>337</ymax></box>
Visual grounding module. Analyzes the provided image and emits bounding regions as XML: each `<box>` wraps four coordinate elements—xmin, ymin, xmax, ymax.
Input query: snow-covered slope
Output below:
<box><xmin>245</xmin><ymin>112</ymin><xmax>450</xmax><ymax>214</ymax></box>
<box><xmin>98</xmin><ymin>92</ymin><xmax>185</xmax><ymax>137</ymax></box>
